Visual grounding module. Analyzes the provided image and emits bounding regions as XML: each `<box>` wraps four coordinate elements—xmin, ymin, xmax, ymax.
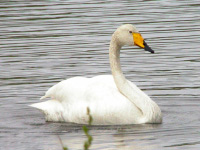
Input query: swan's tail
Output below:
<box><xmin>29</xmin><ymin>100</ymin><xmax>65</xmax><ymax>122</ymax></box>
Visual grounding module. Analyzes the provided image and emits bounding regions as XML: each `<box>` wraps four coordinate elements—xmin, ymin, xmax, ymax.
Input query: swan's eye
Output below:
<box><xmin>129</xmin><ymin>31</ymin><xmax>132</xmax><ymax>34</ymax></box>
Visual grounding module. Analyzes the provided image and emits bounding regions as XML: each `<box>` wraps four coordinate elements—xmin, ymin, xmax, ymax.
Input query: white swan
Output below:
<box><xmin>30</xmin><ymin>24</ymin><xmax>162</xmax><ymax>125</ymax></box>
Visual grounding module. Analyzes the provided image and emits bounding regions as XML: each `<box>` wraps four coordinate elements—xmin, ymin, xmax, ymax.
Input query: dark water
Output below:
<box><xmin>1</xmin><ymin>0</ymin><xmax>200</xmax><ymax>149</ymax></box>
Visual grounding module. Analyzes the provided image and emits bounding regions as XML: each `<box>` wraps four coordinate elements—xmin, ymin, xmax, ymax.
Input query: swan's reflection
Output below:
<box><xmin>112</xmin><ymin>124</ymin><xmax>161</xmax><ymax>150</ymax></box>
<box><xmin>55</xmin><ymin>123</ymin><xmax>161</xmax><ymax>150</ymax></box>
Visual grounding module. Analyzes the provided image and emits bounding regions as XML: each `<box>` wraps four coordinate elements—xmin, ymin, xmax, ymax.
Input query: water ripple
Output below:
<box><xmin>0</xmin><ymin>0</ymin><xmax>200</xmax><ymax>149</ymax></box>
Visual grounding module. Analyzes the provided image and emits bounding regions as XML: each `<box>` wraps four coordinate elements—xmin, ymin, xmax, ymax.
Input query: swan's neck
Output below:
<box><xmin>109</xmin><ymin>34</ymin><xmax>161</xmax><ymax>121</ymax></box>
<box><xmin>109</xmin><ymin>34</ymin><xmax>137</xmax><ymax>101</ymax></box>
<box><xmin>109</xmin><ymin>37</ymin><xmax>126</xmax><ymax>88</ymax></box>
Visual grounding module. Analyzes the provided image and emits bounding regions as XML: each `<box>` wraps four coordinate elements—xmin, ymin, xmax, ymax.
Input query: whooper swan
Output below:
<box><xmin>30</xmin><ymin>24</ymin><xmax>162</xmax><ymax>125</ymax></box>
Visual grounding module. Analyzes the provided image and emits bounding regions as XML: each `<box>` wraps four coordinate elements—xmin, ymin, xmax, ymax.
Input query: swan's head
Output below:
<box><xmin>114</xmin><ymin>24</ymin><xmax>154</xmax><ymax>53</ymax></box>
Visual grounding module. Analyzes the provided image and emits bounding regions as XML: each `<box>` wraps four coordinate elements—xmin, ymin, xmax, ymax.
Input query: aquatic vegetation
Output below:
<box><xmin>59</xmin><ymin>107</ymin><xmax>93</xmax><ymax>150</ymax></box>
<box><xmin>82</xmin><ymin>107</ymin><xmax>93</xmax><ymax>150</ymax></box>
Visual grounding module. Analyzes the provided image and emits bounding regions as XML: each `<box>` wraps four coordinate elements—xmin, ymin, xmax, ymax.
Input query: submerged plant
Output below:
<box><xmin>58</xmin><ymin>107</ymin><xmax>93</xmax><ymax>150</ymax></box>
<box><xmin>58</xmin><ymin>135</ymin><xmax>68</xmax><ymax>150</ymax></box>
<box><xmin>82</xmin><ymin>107</ymin><xmax>93</xmax><ymax>150</ymax></box>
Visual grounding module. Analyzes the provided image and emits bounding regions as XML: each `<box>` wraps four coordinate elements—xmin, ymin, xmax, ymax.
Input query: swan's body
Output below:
<box><xmin>30</xmin><ymin>24</ymin><xmax>162</xmax><ymax>125</ymax></box>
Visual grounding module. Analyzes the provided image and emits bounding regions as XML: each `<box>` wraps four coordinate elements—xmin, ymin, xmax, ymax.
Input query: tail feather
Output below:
<box><xmin>29</xmin><ymin>100</ymin><xmax>65</xmax><ymax>122</ymax></box>
<box><xmin>40</xmin><ymin>95</ymin><xmax>47</xmax><ymax>100</ymax></box>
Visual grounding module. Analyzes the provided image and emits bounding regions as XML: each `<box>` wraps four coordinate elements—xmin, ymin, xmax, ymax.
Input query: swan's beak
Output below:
<box><xmin>133</xmin><ymin>33</ymin><xmax>154</xmax><ymax>53</ymax></box>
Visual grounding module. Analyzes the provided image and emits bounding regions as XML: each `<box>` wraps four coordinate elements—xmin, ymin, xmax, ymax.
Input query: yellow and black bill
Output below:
<box><xmin>133</xmin><ymin>33</ymin><xmax>154</xmax><ymax>54</ymax></box>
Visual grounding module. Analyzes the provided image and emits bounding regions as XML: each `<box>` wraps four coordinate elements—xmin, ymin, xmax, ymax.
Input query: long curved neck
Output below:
<box><xmin>109</xmin><ymin>34</ymin><xmax>136</xmax><ymax>100</ymax></box>
<box><xmin>109</xmin><ymin>34</ymin><xmax>157</xmax><ymax>117</ymax></box>
<box><xmin>109</xmin><ymin>36</ymin><xmax>126</xmax><ymax>89</ymax></box>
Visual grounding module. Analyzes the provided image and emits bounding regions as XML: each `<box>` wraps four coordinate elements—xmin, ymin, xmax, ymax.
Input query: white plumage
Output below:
<box><xmin>30</xmin><ymin>24</ymin><xmax>162</xmax><ymax>125</ymax></box>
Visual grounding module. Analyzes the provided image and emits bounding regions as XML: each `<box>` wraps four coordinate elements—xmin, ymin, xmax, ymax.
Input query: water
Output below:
<box><xmin>1</xmin><ymin>0</ymin><xmax>200</xmax><ymax>149</ymax></box>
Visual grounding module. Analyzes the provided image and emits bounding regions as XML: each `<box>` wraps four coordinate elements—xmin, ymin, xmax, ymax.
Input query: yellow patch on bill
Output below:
<box><xmin>133</xmin><ymin>33</ymin><xmax>145</xmax><ymax>48</ymax></box>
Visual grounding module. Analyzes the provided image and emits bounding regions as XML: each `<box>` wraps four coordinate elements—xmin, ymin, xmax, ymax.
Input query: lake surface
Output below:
<box><xmin>1</xmin><ymin>0</ymin><xmax>200</xmax><ymax>149</ymax></box>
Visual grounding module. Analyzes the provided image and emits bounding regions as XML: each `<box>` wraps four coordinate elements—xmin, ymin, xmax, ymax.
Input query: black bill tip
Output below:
<box><xmin>144</xmin><ymin>41</ymin><xmax>154</xmax><ymax>54</ymax></box>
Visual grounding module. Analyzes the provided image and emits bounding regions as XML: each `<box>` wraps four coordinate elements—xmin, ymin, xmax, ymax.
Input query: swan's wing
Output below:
<box><xmin>40</xmin><ymin>76</ymin><xmax>90</xmax><ymax>102</ymax></box>
<box><xmin>62</xmin><ymin>75</ymin><xmax>142</xmax><ymax>124</ymax></box>
<box><xmin>40</xmin><ymin>75</ymin><xmax>117</xmax><ymax>102</ymax></box>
